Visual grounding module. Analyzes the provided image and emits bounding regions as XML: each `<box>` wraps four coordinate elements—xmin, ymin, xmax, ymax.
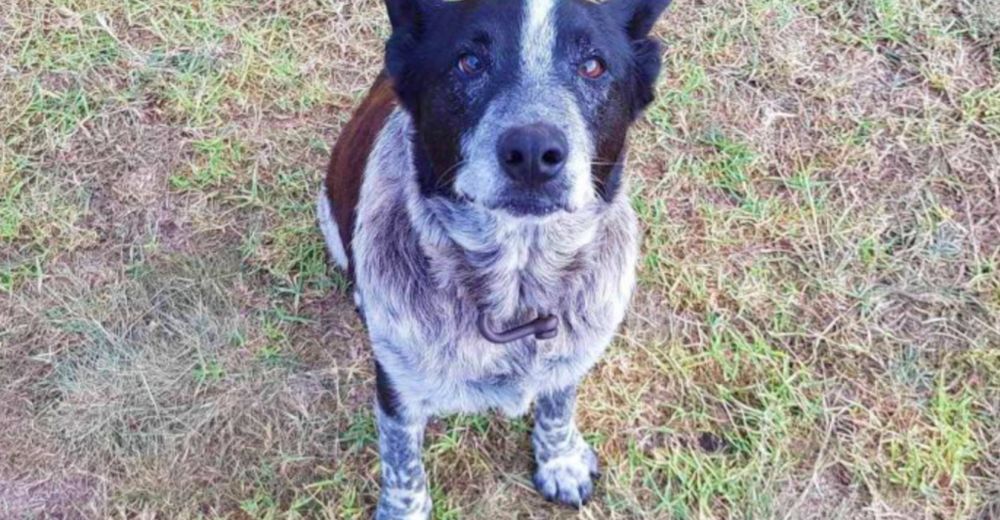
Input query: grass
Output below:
<box><xmin>1</xmin><ymin>0</ymin><xmax>998</xmax><ymax>518</ymax></box>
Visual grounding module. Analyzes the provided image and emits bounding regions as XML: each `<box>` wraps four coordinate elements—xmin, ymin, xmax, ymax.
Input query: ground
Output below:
<box><xmin>1</xmin><ymin>0</ymin><xmax>998</xmax><ymax>518</ymax></box>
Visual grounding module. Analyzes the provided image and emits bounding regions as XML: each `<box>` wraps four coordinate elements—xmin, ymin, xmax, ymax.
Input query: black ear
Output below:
<box><xmin>609</xmin><ymin>0</ymin><xmax>672</xmax><ymax>40</ymax></box>
<box><xmin>384</xmin><ymin>0</ymin><xmax>439</xmax><ymax>89</ymax></box>
<box><xmin>385</xmin><ymin>0</ymin><xmax>437</xmax><ymax>35</ymax></box>
<box><xmin>607</xmin><ymin>0</ymin><xmax>672</xmax><ymax>116</ymax></box>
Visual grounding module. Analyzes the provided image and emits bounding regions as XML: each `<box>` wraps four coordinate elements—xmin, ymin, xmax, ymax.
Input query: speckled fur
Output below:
<box><xmin>355</xmin><ymin>109</ymin><xmax>639</xmax><ymax>420</ymax></box>
<box><xmin>340</xmin><ymin>108</ymin><xmax>638</xmax><ymax>518</ymax></box>
<box><xmin>319</xmin><ymin>0</ymin><xmax>671</xmax><ymax>516</ymax></box>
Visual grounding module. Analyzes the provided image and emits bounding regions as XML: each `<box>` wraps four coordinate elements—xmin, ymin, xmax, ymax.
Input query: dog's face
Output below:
<box><xmin>385</xmin><ymin>0</ymin><xmax>670</xmax><ymax>217</ymax></box>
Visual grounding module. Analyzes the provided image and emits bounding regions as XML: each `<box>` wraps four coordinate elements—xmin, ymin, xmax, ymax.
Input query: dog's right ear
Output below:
<box><xmin>384</xmin><ymin>0</ymin><xmax>439</xmax><ymax>81</ymax></box>
<box><xmin>385</xmin><ymin>0</ymin><xmax>432</xmax><ymax>35</ymax></box>
<box><xmin>608</xmin><ymin>0</ymin><xmax>672</xmax><ymax>41</ymax></box>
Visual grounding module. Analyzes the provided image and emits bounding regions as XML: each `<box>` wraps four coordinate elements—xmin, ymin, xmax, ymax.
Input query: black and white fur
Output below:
<box><xmin>319</xmin><ymin>0</ymin><xmax>671</xmax><ymax>517</ymax></box>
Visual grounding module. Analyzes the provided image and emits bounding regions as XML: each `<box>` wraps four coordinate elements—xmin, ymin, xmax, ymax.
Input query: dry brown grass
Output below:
<box><xmin>1</xmin><ymin>0</ymin><xmax>998</xmax><ymax>518</ymax></box>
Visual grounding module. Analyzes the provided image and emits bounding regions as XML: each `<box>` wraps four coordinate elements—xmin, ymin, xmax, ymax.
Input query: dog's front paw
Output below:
<box><xmin>532</xmin><ymin>442</ymin><xmax>600</xmax><ymax>508</ymax></box>
<box><xmin>375</xmin><ymin>487</ymin><xmax>432</xmax><ymax>520</ymax></box>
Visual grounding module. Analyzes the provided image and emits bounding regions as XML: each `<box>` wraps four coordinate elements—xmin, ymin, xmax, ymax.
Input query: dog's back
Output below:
<box><xmin>318</xmin><ymin>72</ymin><xmax>396</xmax><ymax>275</ymax></box>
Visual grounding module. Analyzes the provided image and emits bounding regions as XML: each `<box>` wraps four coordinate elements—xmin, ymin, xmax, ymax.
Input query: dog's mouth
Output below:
<box><xmin>487</xmin><ymin>187</ymin><xmax>571</xmax><ymax>217</ymax></box>
<box><xmin>493</xmin><ymin>198</ymin><xmax>566</xmax><ymax>217</ymax></box>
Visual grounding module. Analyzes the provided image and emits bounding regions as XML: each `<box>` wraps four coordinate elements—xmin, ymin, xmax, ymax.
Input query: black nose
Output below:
<box><xmin>497</xmin><ymin>123</ymin><xmax>568</xmax><ymax>186</ymax></box>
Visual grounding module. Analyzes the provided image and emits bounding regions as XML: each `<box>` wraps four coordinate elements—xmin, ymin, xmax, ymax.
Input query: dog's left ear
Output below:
<box><xmin>609</xmin><ymin>0</ymin><xmax>672</xmax><ymax>41</ymax></box>
<box><xmin>606</xmin><ymin>0</ymin><xmax>672</xmax><ymax>116</ymax></box>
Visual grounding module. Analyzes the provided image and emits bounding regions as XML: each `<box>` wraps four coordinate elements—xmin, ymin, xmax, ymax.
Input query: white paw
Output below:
<box><xmin>533</xmin><ymin>442</ymin><xmax>600</xmax><ymax>508</ymax></box>
<box><xmin>375</xmin><ymin>488</ymin><xmax>431</xmax><ymax>520</ymax></box>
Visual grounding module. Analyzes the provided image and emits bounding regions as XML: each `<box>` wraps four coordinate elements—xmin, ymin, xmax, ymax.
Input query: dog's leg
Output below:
<box><xmin>374</xmin><ymin>368</ymin><xmax>431</xmax><ymax>520</ymax></box>
<box><xmin>531</xmin><ymin>385</ymin><xmax>600</xmax><ymax>508</ymax></box>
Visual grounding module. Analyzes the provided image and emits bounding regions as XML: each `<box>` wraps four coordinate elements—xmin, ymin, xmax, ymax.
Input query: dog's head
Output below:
<box><xmin>385</xmin><ymin>0</ymin><xmax>671</xmax><ymax>217</ymax></box>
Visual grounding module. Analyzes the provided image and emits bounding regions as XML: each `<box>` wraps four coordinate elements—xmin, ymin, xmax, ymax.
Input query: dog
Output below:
<box><xmin>318</xmin><ymin>0</ymin><xmax>671</xmax><ymax>517</ymax></box>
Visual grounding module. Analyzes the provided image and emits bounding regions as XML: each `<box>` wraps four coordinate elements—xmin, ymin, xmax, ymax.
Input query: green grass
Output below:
<box><xmin>1</xmin><ymin>0</ymin><xmax>999</xmax><ymax>518</ymax></box>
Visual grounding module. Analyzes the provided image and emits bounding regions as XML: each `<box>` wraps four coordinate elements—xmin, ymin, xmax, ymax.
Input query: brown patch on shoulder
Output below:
<box><xmin>324</xmin><ymin>72</ymin><xmax>399</xmax><ymax>278</ymax></box>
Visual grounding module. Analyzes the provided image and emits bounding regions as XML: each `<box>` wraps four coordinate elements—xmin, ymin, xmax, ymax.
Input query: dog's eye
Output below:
<box><xmin>458</xmin><ymin>53</ymin><xmax>485</xmax><ymax>76</ymax></box>
<box><xmin>579</xmin><ymin>58</ymin><xmax>606</xmax><ymax>79</ymax></box>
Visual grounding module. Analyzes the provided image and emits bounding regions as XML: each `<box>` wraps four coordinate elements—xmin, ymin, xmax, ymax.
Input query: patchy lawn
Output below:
<box><xmin>1</xmin><ymin>0</ymin><xmax>998</xmax><ymax>518</ymax></box>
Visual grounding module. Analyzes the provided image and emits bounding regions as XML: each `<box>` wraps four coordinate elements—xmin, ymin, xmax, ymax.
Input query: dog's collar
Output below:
<box><xmin>477</xmin><ymin>313</ymin><xmax>559</xmax><ymax>344</ymax></box>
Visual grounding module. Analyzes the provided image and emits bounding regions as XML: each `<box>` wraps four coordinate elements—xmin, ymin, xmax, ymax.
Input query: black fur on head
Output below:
<box><xmin>382</xmin><ymin>0</ymin><xmax>672</xmax><ymax>204</ymax></box>
<box><xmin>613</xmin><ymin>0</ymin><xmax>673</xmax><ymax>114</ymax></box>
